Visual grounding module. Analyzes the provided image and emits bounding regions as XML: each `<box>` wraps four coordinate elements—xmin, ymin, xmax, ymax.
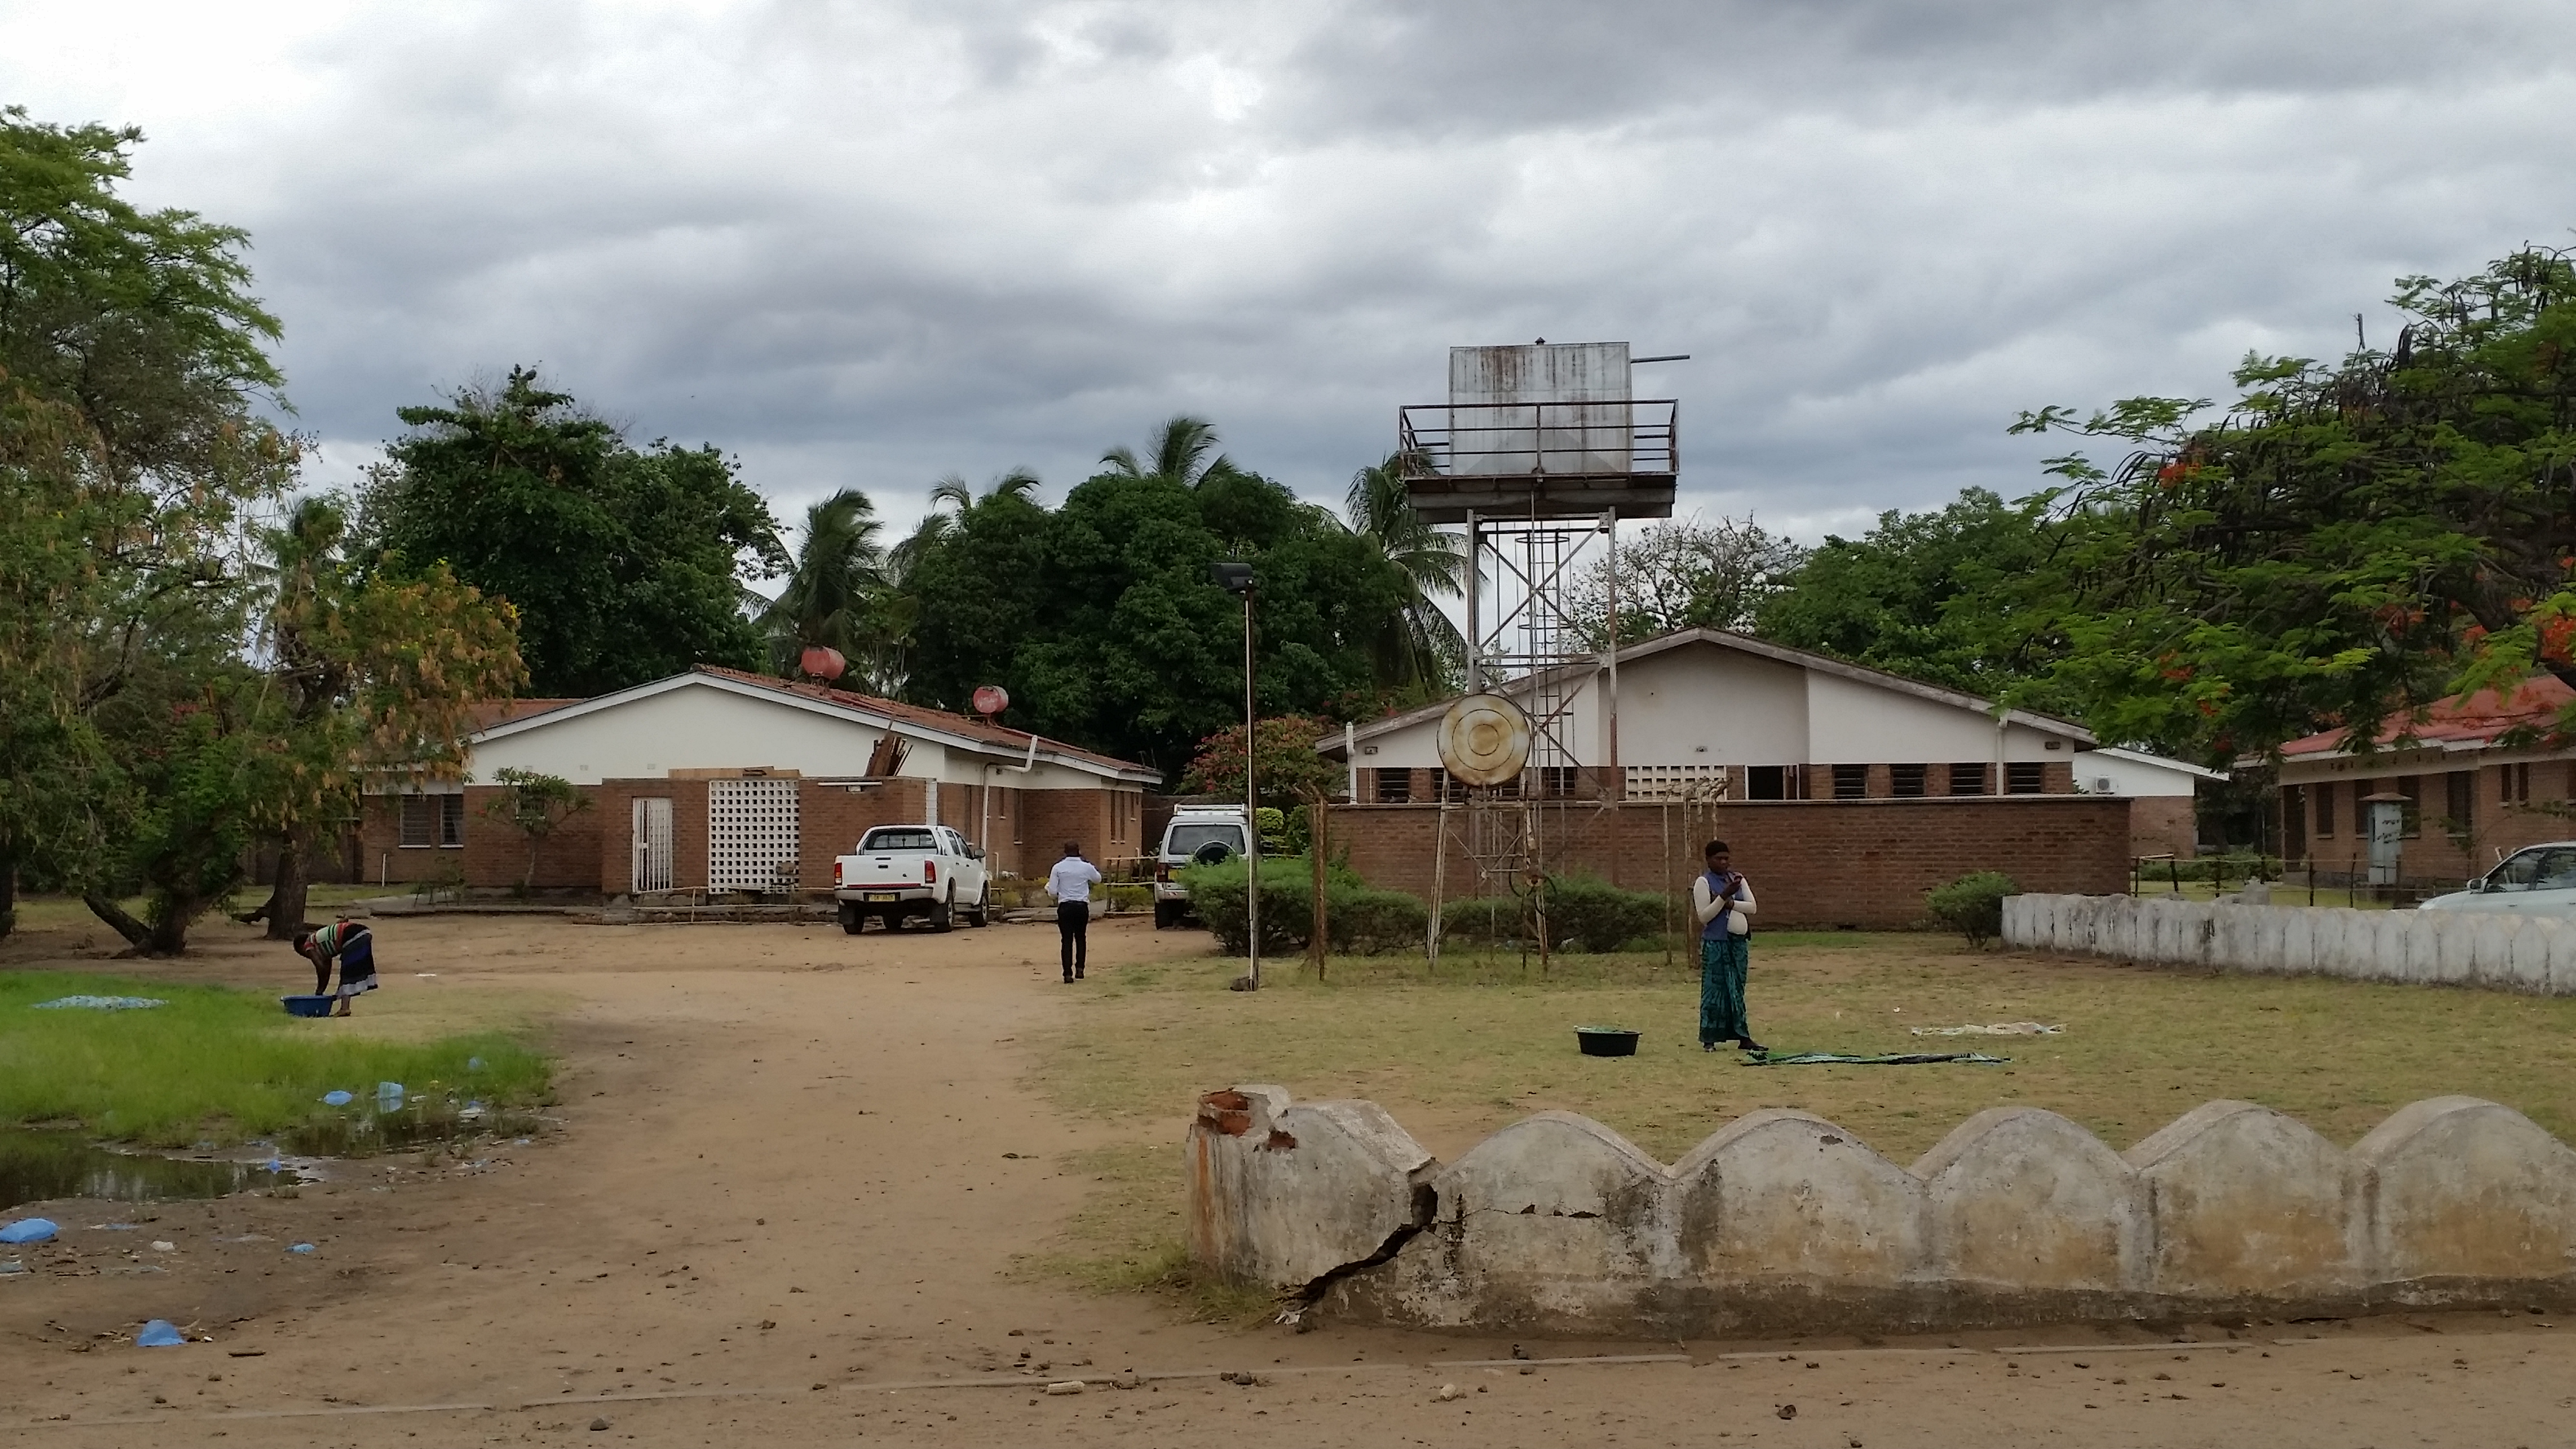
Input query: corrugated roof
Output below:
<box><xmin>688</xmin><ymin>665</ymin><xmax>1150</xmax><ymax>774</ymax></box>
<box><xmin>2277</xmin><ymin>676</ymin><xmax>2576</xmax><ymax>757</ymax></box>
<box><xmin>466</xmin><ymin>697</ymin><xmax>584</xmax><ymax>730</ymax></box>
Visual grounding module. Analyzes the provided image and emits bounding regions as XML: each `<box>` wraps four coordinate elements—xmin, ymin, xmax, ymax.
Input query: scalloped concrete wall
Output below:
<box><xmin>1186</xmin><ymin>1089</ymin><xmax>2576</xmax><ymax>1336</ymax></box>
<box><xmin>2001</xmin><ymin>894</ymin><xmax>2576</xmax><ymax>993</ymax></box>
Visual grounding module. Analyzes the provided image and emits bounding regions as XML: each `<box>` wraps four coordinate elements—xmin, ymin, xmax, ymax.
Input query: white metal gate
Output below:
<box><xmin>708</xmin><ymin>778</ymin><xmax>799</xmax><ymax>893</ymax></box>
<box><xmin>630</xmin><ymin>797</ymin><xmax>674</xmax><ymax>893</ymax></box>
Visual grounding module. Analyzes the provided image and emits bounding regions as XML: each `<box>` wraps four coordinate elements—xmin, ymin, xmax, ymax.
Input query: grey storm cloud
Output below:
<box><xmin>6</xmin><ymin>0</ymin><xmax>2573</xmax><ymax>540</ymax></box>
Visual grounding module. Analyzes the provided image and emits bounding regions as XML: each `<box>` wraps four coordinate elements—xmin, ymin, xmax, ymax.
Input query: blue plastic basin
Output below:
<box><xmin>281</xmin><ymin>995</ymin><xmax>334</xmax><ymax>1018</ymax></box>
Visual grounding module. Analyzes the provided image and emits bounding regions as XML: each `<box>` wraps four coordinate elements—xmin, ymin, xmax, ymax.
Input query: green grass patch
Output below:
<box><xmin>0</xmin><ymin>970</ymin><xmax>551</xmax><ymax>1149</ymax></box>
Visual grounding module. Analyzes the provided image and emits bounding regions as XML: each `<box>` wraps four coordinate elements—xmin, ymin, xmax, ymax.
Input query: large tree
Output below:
<box><xmin>357</xmin><ymin>367</ymin><xmax>785</xmax><ymax>697</ymax></box>
<box><xmin>1569</xmin><ymin>514</ymin><xmax>1806</xmax><ymax>648</ymax></box>
<box><xmin>762</xmin><ymin>487</ymin><xmax>895</xmax><ymax>689</ymax></box>
<box><xmin>2010</xmin><ymin>245</ymin><xmax>2576</xmax><ymax>761</ymax></box>
<box><xmin>0</xmin><ymin>108</ymin><xmax>290</xmax><ymax>938</ymax></box>
<box><xmin>1755</xmin><ymin>490</ymin><xmax>2059</xmax><ymax>701</ymax></box>
<box><xmin>894</xmin><ymin>422</ymin><xmax>1416</xmax><ymax>775</ymax></box>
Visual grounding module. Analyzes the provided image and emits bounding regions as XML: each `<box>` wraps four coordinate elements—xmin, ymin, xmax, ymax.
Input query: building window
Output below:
<box><xmin>2398</xmin><ymin>775</ymin><xmax>2422</xmax><ymax>838</ymax></box>
<box><xmin>1439</xmin><ymin>770</ymin><xmax>1470</xmax><ymax>803</ymax></box>
<box><xmin>400</xmin><ymin>794</ymin><xmax>465</xmax><ymax>848</ymax></box>
<box><xmin>2503</xmin><ymin>762</ymin><xmax>2532</xmax><ymax>805</ymax></box>
<box><xmin>1890</xmin><ymin>764</ymin><xmax>1928</xmax><ymax>798</ymax></box>
<box><xmin>1831</xmin><ymin>764</ymin><xmax>1868</xmax><ymax>800</ymax></box>
<box><xmin>1745</xmin><ymin>765</ymin><xmax>1788</xmax><ymax>801</ymax></box>
<box><xmin>2315</xmin><ymin>782</ymin><xmax>2335</xmax><ymax>837</ymax></box>
<box><xmin>1949</xmin><ymin>762</ymin><xmax>1987</xmax><ymax>796</ymax></box>
<box><xmin>1375</xmin><ymin>768</ymin><xmax>1411</xmax><ymax>803</ymax></box>
<box><xmin>2005</xmin><ymin>762</ymin><xmax>2045</xmax><ymax>795</ymax></box>
<box><xmin>1535</xmin><ymin>766</ymin><xmax>1578</xmax><ymax>799</ymax></box>
<box><xmin>2445</xmin><ymin>771</ymin><xmax>2474</xmax><ymax>832</ymax></box>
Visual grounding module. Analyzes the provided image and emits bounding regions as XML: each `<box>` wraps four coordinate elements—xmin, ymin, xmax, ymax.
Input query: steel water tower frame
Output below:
<box><xmin>1398</xmin><ymin>341</ymin><xmax>1681</xmax><ymax>950</ymax></box>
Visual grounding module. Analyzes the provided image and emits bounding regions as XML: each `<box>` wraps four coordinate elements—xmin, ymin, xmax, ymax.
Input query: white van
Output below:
<box><xmin>1153</xmin><ymin>807</ymin><xmax>1251</xmax><ymax>929</ymax></box>
<box><xmin>2418</xmin><ymin>840</ymin><xmax>2576</xmax><ymax>914</ymax></box>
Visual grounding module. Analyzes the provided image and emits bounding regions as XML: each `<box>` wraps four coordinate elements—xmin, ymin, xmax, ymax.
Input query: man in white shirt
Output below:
<box><xmin>1691</xmin><ymin>839</ymin><xmax>1764</xmax><ymax>1053</ymax></box>
<box><xmin>1046</xmin><ymin>841</ymin><xmax>1105</xmax><ymax>982</ymax></box>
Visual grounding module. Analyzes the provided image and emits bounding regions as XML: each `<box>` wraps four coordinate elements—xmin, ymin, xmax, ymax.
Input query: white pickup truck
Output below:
<box><xmin>832</xmin><ymin>825</ymin><xmax>992</xmax><ymax>934</ymax></box>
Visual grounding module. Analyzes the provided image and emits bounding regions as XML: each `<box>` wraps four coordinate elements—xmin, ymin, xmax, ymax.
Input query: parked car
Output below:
<box><xmin>2417</xmin><ymin>841</ymin><xmax>2576</xmax><ymax>914</ymax></box>
<box><xmin>833</xmin><ymin>824</ymin><xmax>991</xmax><ymax>933</ymax></box>
<box><xmin>1153</xmin><ymin>807</ymin><xmax>1250</xmax><ymax>929</ymax></box>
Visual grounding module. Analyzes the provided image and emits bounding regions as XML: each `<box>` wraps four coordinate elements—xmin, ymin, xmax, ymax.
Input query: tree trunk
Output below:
<box><xmin>83</xmin><ymin>892</ymin><xmax>202</xmax><ymax>956</ymax></box>
<box><xmin>0</xmin><ymin>850</ymin><xmax>16</xmax><ymax>940</ymax></box>
<box><xmin>84</xmin><ymin>893</ymin><xmax>154</xmax><ymax>950</ymax></box>
<box><xmin>262</xmin><ymin>841</ymin><xmax>310</xmax><ymax>941</ymax></box>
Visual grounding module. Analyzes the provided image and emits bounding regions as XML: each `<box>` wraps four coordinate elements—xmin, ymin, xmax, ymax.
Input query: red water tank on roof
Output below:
<box><xmin>801</xmin><ymin>645</ymin><xmax>847</xmax><ymax>681</ymax></box>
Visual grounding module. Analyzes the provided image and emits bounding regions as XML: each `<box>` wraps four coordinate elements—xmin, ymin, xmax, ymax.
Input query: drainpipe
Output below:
<box><xmin>1345</xmin><ymin>722</ymin><xmax>1358</xmax><ymax>802</ymax></box>
<box><xmin>984</xmin><ymin>731</ymin><xmax>1042</xmax><ymax>871</ymax></box>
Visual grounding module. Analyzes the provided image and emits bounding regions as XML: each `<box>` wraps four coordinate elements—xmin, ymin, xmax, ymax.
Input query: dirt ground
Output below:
<box><xmin>1</xmin><ymin>911</ymin><xmax>2572</xmax><ymax>1449</ymax></box>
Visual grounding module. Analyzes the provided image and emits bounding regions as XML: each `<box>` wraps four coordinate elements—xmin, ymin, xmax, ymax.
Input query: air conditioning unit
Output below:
<box><xmin>2091</xmin><ymin>777</ymin><xmax>2116</xmax><ymax>794</ymax></box>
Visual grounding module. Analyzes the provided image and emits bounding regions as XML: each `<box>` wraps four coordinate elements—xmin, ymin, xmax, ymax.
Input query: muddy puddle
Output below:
<box><xmin>1</xmin><ymin>1099</ymin><xmax>547</xmax><ymax>1213</ymax></box>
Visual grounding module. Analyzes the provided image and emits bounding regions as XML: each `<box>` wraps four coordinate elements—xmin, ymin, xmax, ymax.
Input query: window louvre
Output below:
<box><xmin>2005</xmin><ymin>762</ymin><xmax>2045</xmax><ymax>795</ymax></box>
<box><xmin>1831</xmin><ymin>764</ymin><xmax>1868</xmax><ymax>800</ymax></box>
<box><xmin>1375</xmin><ymin>767</ymin><xmax>1412</xmax><ymax>803</ymax></box>
<box><xmin>399</xmin><ymin>795</ymin><xmax>432</xmax><ymax>848</ymax></box>
<box><xmin>1948</xmin><ymin>762</ymin><xmax>1987</xmax><ymax>796</ymax></box>
<box><xmin>1890</xmin><ymin>764</ymin><xmax>1928</xmax><ymax>798</ymax></box>
<box><xmin>439</xmin><ymin>794</ymin><xmax>466</xmax><ymax>848</ymax></box>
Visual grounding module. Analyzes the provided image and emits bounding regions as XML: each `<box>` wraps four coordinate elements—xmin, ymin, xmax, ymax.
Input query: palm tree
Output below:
<box><xmin>887</xmin><ymin>467</ymin><xmax>1041</xmax><ymax>585</ymax></box>
<box><xmin>1101</xmin><ymin>416</ymin><xmax>1245</xmax><ymax>490</ymax></box>
<box><xmin>762</xmin><ymin>488</ymin><xmax>895</xmax><ymax>690</ymax></box>
<box><xmin>1346</xmin><ymin>453</ymin><xmax>1468</xmax><ymax>700</ymax></box>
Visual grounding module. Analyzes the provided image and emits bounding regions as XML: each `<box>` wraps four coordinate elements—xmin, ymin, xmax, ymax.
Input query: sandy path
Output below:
<box><xmin>2</xmin><ymin>911</ymin><xmax>2572</xmax><ymax>1447</ymax></box>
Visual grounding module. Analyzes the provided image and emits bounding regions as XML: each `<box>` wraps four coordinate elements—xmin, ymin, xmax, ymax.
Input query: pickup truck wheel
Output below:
<box><xmin>837</xmin><ymin>902</ymin><xmax>863</xmax><ymax>935</ymax></box>
<box><xmin>929</xmin><ymin>891</ymin><xmax>954</xmax><ymax>933</ymax></box>
<box><xmin>969</xmin><ymin>886</ymin><xmax>991</xmax><ymax>928</ymax></box>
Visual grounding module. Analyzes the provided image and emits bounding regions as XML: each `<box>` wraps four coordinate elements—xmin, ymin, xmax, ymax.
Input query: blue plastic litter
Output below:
<box><xmin>321</xmin><ymin>1090</ymin><xmax>354</xmax><ymax>1107</ymax></box>
<box><xmin>134</xmin><ymin>1320</ymin><xmax>185</xmax><ymax>1347</ymax></box>
<box><xmin>467</xmin><ymin>1056</ymin><xmax>486</xmax><ymax>1072</ymax></box>
<box><xmin>32</xmin><ymin>995</ymin><xmax>165</xmax><ymax>1011</ymax></box>
<box><xmin>375</xmin><ymin>1081</ymin><xmax>405</xmax><ymax>1110</ymax></box>
<box><xmin>289</xmin><ymin>1242</ymin><xmax>316</xmax><ymax>1255</ymax></box>
<box><xmin>0</xmin><ymin>1218</ymin><xmax>58</xmax><ymax>1244</ymax></box>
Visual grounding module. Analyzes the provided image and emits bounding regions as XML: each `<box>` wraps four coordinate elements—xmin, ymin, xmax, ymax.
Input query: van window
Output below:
<box><xmin>860</xmin><ymin>827</ymin><xmax>937</xmax><ymax>852</ymax></box>
<box><xmin>1165</xmin><ymin>823</ymin><xmax>1245</xmax><ymax>858</ymax></box>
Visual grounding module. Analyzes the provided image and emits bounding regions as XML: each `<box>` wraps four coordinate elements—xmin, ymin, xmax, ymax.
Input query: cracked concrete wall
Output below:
<box><xmin>1186</xmin><ymin>1088</ymin><xmax>2576</xmax><ymax>1336</ymax></box>
<box><xmin>2000</xmin><ymin>894</ymin><xmax>2576</xmax><ymax>994</ymax></box>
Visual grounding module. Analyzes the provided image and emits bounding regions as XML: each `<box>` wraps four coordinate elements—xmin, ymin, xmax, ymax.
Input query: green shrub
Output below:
<box><xmin>1437</xmin><ymin>875</ymin><xmax>1669</xmax><ymax>953</ymax></box>
<box><xmin>1925</xmin><ymin>870</ymin><xmax>2018</xmax><ymax>949</ymax></box>
<box><xmin>1178</xmin><ymin>856</ymin><xmax>1428</xmax><ymax>956</ymax></box>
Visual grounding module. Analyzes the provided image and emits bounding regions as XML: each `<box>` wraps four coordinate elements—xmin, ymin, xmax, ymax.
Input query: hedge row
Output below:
<box><xmin>1181</xmin><ymin>862</ymin><xmax>1670</xmax><ymax>956</ymax></box>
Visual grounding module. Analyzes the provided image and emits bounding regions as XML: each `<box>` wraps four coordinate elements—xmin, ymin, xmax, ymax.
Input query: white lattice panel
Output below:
<box><xmin>1624</xmin><ymin>764</ymin><xmax>1730</xmax><ymax>802</ymax></box>
<box><xmin>708</xmin><ymin>778</ymin><xmax>800</xmax><ymax>892</ymax></box>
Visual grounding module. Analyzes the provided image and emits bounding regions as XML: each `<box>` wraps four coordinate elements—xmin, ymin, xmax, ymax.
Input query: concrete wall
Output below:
<box><xmin>1333</xmin><ymin>797</ymin><xmax>2132</xmax><ymax>930</ymax></box>
<box><xmin>2002</xmin><ymin>894</ymin><xmax>2576</xmax><ymax>995</ymax></box>
<box><xmin>1187</xmin><ymin>1087</ymin><xmax>2576</xmax><ymax>1336</ymax></box>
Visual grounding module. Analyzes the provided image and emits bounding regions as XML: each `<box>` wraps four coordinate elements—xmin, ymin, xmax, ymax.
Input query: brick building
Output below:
<box><xmin>2276</xmin><ymin>677</ymin><xmax>2576</xmax><ymax>888</ymax></box>
<box><xmin>354</xmin><ymin>666</ymin><xmax>1157</xmax><ymax>896</ymax></box>
<box><xmin>1314</xmin><ymin>629</ymin><xmax>2150</xmax><ymax>924</ymax></box>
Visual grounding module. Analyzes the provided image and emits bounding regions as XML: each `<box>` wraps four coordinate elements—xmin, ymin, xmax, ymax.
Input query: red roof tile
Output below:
<box><xmin>688</xmin><ymin>665</ymin><xmax>1150</xmax><ymax>775</ymax></box>
<box><xmin>2277</xmin><ymin>676</ymin><xmax>2576</xmax><ymax>757</ymax></box>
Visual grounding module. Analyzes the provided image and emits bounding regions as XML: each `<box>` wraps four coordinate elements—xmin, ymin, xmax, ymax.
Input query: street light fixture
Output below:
<box><xmin>1210</xmin><ymin>561</ymin><xmax>1260</xmax><ymax>990</ymax></box>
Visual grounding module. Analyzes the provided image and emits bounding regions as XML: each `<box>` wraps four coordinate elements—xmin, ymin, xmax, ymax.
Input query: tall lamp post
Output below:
<box><xmin>1211</xmin><ymin>561</ymin><xmax>1260</xmax><ymax>990</ymax></box>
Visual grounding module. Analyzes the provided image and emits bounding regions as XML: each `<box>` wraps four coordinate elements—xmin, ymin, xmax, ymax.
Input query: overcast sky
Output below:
<box><xmin>6</xmin><ymin>0</ymin><xmax>2572</xmax><ymax>544</ymax></box>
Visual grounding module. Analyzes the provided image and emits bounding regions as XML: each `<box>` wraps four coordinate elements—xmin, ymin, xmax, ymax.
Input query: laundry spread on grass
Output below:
<box><xmin>1908</xmin><ymin>1022</ymin><xmax>2062</xmax><ymax>1037</ymax></box>
<box><xmin>1746</xmin><ymin>1049</ymin><xmax>2010</xmax><ymax>1066</ymax></box>
<box><xmin>30</xmin><ymin>996</ymin><xmax>165</xmax><ymax>1011</ymax></box>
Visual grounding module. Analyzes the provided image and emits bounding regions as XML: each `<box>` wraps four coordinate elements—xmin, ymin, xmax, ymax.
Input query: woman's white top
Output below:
<box><xmin>1691</xmin><ymin>872</ymin><xmax>1757</xmax><ymax>936</ymax></box>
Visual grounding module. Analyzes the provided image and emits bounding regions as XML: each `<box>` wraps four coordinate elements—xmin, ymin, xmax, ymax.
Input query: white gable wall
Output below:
<box><xmin>1608</xmin><ymin>645</ymin><xmax>1808</xmax><ymax>764</ymax></box>
<box><xmin>2078</xmin><ymin>751</ymin><xmax>2207</xmax><ymax>799</ymax></box>
<box><xmin>1340</xmin><ymin>638</ymin><xmax>2080</xmax><ymax>773</ymax></box>
<box><xmin>470</xmin><ymin>679</ymin><xmax>1110</xmax><ymax>789</ymax></box>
